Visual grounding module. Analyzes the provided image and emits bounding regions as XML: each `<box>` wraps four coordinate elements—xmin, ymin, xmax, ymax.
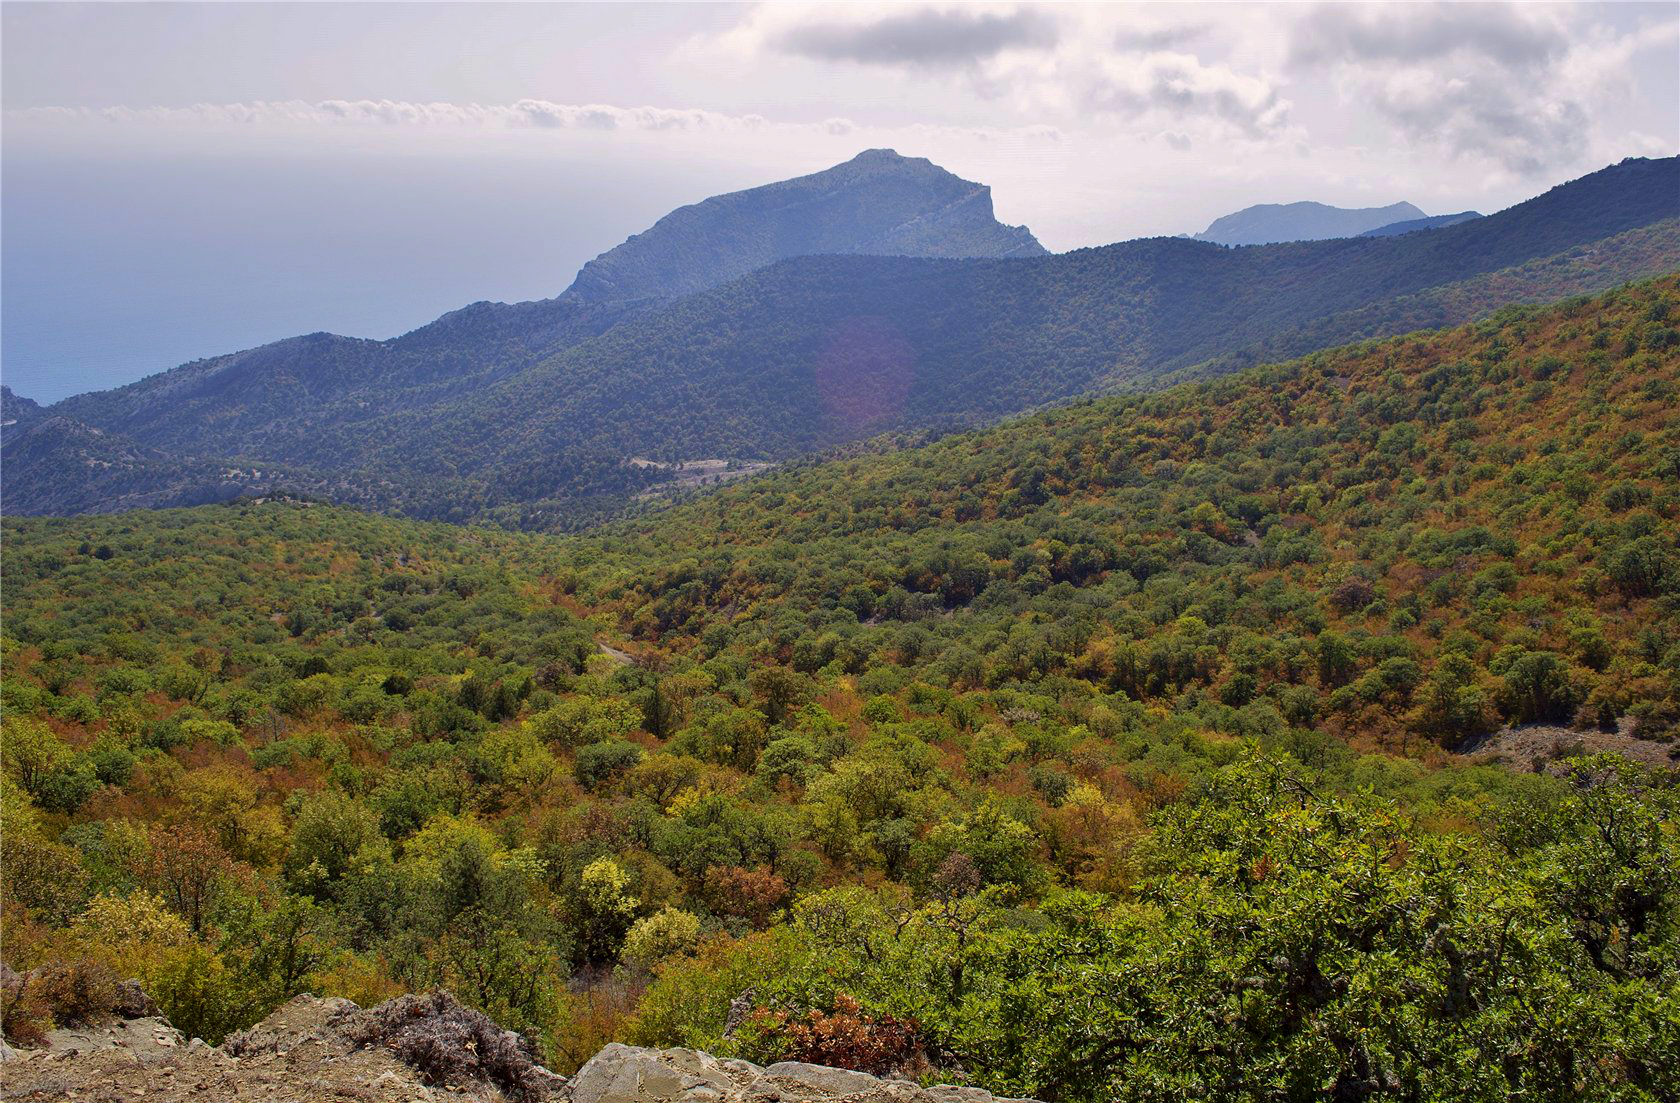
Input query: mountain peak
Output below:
<box><xmin>561</xmin><ymin>152</ymin><xmax>1046</xmax><ymax>305</ymax></box>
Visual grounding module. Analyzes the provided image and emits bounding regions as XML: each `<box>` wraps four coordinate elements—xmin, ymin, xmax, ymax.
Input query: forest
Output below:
<box><xmin>2</xmin><ymin>278</ymin><xmax>1677</xmax><ymax>1101</ymax></box>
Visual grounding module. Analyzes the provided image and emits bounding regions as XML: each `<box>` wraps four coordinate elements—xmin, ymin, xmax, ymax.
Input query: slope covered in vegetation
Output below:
<box><xmin>3</xmin><ymin>281</ymin><xmax>1677</xmax><ymax>1100</ymax></box>
<box><xmin>10</xmin><ymin>158</ymin><xmax>1676</xmax><ymax>527</ymax></box>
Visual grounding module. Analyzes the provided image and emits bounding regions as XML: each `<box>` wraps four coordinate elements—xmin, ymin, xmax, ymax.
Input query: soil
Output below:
<box><xmin>1457</xmin><ymin>717</ymin><xmax>1679</xmax><ymax>773</ymax></box>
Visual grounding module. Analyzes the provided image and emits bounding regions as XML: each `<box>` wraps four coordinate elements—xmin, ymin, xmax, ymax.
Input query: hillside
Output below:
<box><xmin>577</xmin><ymin>276</ymin><xmax>1680</xmax><ymax>752</ymax></box>
<box><xmin>3</xmin><ymin>280</ymin><xmax>1677</xmax><ymax>1100</ymax></box>
<box><xmin>1360</xmin><ymin>210</ymin><xmax>1483</xmax><ymax>237</ymax></box>
<box><xmin>2</xmin><ymin>385</ymin><xmax>44</xmax><ymax>433</ymax></box>
<box><xmin>1193</xmin><ymin>199</ymin><xmax>1423</xmax><ymax>244</ymax></box>
<box><xmin>562</xmin><ymin>148</ymin><xmax>1046</xmax><ymax>304</ymax></box>
<box><xmin>12</xmin><ymin>157</ymin><xmax>1676</xmax><ymax>527</ymax></box>
<box><xmin>23</xmin><ymin>152</ymin><xmax>1043</xmax><ymax>519</ymax></box>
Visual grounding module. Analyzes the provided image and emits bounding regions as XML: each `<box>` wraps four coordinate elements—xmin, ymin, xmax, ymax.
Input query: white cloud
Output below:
<box><xmin>716</xmin><ymin>4</ymin><xmax>1295</xmax><ymax>140</ymax></box>
<box><xmin>705</xmin><ymin>2</ymin><xmax>1676</xmax><ymax>178</ymax></box>
<box><xmin>11</xmin><ymin>99</ymin><xmax>774</xmax><ymax>132</ymax></box>
<box><xmin>1286</xmin><ymin>2</ymin><xmax>1677</xmax><ymax>176</ymax></box>
<box><xmin>771</xmin><ymin>5</ymin><xmax>1058</xmax><ymax>68</ymax></box>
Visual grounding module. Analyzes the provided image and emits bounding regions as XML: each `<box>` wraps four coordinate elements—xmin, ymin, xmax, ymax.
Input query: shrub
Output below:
<box><xmin>622</xmin><ymin>908</ymin><xmax>703</xmax><ymax>970</ymax></box>
<box><xmin>336</xmin><ymin>990</ymin><xmax>565</xmax><ymax>1102</ymax></box>
<box><xmin>574</xmin><ymin>740</ymin><xmax>644</xmax><ymax>791</ymax></box>
<box><xmin>1495</xmin><ymin>650</ymin><xmax>1584</xmax><ymax>724</ymax></box>
<box><xmin>28</xmin><ymin>959</ymin><xmax>117</xmax><ymax>1027</ymax></box>
<box><xmin>0</xmin><ymin>965</ymin><xmax>52</xmax><ymax>1047</ymax></box>
<box><xmin>749</xmin><ymin>992</ymin><xmax>928</xmax><ymax>1077</ymax></box>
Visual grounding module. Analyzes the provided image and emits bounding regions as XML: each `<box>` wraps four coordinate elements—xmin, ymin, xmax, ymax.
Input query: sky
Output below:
<box><xmin>3</xmin><ymin>2</ymin><xmax>1677</xmax><ymax>404</ymax></box>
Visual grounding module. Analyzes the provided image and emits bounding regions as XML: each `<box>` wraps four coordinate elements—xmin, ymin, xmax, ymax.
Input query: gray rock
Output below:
<box><xmin>569</xmin><ymin>1043</ymin><xmax>761</xmax><ymax>1103</ymax></box>
<box><xmin>923</xmin><ymin>1089</ymin><xmax>994</xmax><ymax>1103</ymax></box>
<box><xmin>41</xmin><ymin>1015</ymin><xmax>186</xmax><ymax>1060</ymax></box>
<box><xmin>760</xmin><ymin>1061</ymin><xmax>887</xmax><ymax>1098</ymax></box>
<box><xmin>563</xmin><ymin>1044</ymin><xmax>1044</xmax><ymax>1103</ymax></box>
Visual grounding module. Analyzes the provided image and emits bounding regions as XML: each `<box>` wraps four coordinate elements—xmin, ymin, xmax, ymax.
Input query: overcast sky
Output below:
<box><xmin>4</xmin><ymin>1</ymin><xmax>1677</xmax><ymax>403</ymax></box>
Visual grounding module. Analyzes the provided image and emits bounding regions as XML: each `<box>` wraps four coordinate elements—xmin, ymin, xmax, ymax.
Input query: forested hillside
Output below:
<box><xmin>4</xmin><ymin>280</ymin><xmax>1677</xmax><ymax>1099</ymax></box>
<box><xmin>7</xmin><ymin>157</ymin><xmax>1676</xmax><ymax>527</ymax></box>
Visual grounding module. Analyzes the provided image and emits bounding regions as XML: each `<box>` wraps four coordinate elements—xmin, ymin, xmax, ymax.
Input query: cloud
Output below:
<box><xmin>10</xmin><ymin>99</ymin><xmax>773</xmax><ymax>132</ymax></box>
<box><xmin>1360</xmin><ymin>68</ymin><xmax>1588</xmax><ymax>176</ymax></box>
<box><xmin>1114</xmin><ymin>24</ymin><xmax>1211</xmax><ymax>52</ymax></box>
<box><xmin>1288</xmin><ymin>2</ymin><xmax>1567</xmax><ymax>72</ymax></box>
<box><xmin>1081</xmin><ymin>52</ymin><xmax>1289</xmax><ymax>137</ymax></box>
<box><xmin>5</xmin><ymin>98</ymin><xmax>1066</xmax><ymax>151</ymax></box>
<box><xmin>1282</xmin><ymin>2</ymin><xmax>1657</xmax><ymax>176</ymax></box>
<box><xmin>772</xmin><ymin>5</ymin><xmax>1057</xmax><ymax>68</ymax></box>
<box><xmin>720</xmin><ymin>5</ymin><xmax>1292</xmax><ymax>139</ymax></box>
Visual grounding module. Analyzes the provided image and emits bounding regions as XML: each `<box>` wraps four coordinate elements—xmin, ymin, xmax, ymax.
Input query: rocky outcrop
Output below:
<box><xmin>568</xmin><ymin>1044</ymin><xmax>1040</xmax><ymax>1103</ymax></box>
<box><xmin>1</xmin><ymin>992</ymin><xmax>1040</xmax><ymax>1103</ymax></box>
<box><xmin>0</xmin><ymin>991</ymin><xmax>559</xmax><ymax>1102</ymax></box>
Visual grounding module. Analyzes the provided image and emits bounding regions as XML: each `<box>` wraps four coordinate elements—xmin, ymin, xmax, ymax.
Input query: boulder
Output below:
<box><xmin>111</xmin><ymin>978</ymin><xmax>162</xmax><ymax>1019</ymax></box>
<box><xmin>564</xmin><ymin>1045</ymin><xmax>1043</xmax><ymax>1103</ymax></box>
<box><xmin>759</xmin><ymin>1061</ymin><xmax>891</xmax><ymax>1098</ymax></box>
<box><xmin>568</xmin><ymin>1043</ymin><xmax>763</xmax><ymax>1103</ymax></box>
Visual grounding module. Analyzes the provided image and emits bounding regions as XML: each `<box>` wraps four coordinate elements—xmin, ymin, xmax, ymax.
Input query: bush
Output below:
<box><xmin>0</xmin><ymin>965</ymin><xmax>52</xmax><ymax>1047</ymax></box>
<box><xmin>748</xmin><ymin>992</ymin><xmax>928</xmax><ymax>1077</ymax></box>
<box><xmin>622</xmin><ymin>908</ymin><xmax>703</xmax><ymax>970</ymax></box>
<box><xmin>1495</xmin><ymin>650</ymin><xmax>1584</xmax><ymax>724</ymax></box>
<box><xmin>28</xmin><ymin>959</ymin><xmax>117</xmax><ymax>1027</ymax></box>
<box><xmin>574</xmin><ymin>740</ymin><xmax>644</xmax><ymax>790</ymax></box>
<box><xmin>337</xmin><ymin>990</ymin><xmax>565</xmax><ymax>1102</ymax></box>
<box><xmin>1604</xmin><ymin>536</ymin><xmax>1673</xmax><ymax>598</ymax></box>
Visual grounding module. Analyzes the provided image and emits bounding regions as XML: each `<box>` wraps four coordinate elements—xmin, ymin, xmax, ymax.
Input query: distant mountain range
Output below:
<box><xmin>1193</xmin><ymin>200</ymin><xmax>1425</xmax><ymax>245</ymax></box>
<box><xmin>5</xmin><ymin>154</ymin><xmax>1677</xmax><ymax>526</ymax></box>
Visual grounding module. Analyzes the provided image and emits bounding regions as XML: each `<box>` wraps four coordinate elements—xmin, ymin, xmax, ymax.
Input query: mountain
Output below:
<box><xmin>252</xmin><ymin>155</ymin><xmax>1677</xmax><ymax>526</ymax></box>
<box><xmin>1192</xmin><ymin>199</ymin><xmax>1424</xmax><ymax>245</ymax></box>
<box><xmin>33</xmin><ymin>151</ymin><xmax>1044</xmax><ymax>479</ymax></box>
<box><xmin>562</xmin><ymin>148</ymin><xmax>1046</xmax><ymax>304</ymax></box>
<box><xmin>11</xmin><ymin>156</ymin><xmax>1680</xmax><ymax>526</ymax></box>
<box><xmin>1360</xmin><ymin>210</ymin><xmax>1483</xmax><ymax>237</ymax></box>
<box><xmin>3</xmin><ymin>280</ymin><xmax>1675</xmax><ymax>1098</ymax></box>
<box><xmin>1</xmin><ymin>385</ymin><xmax>47</xmax><ymax>449</ymax></box>
<box><xmin>2</xmin><ymin>384</ymin><xmax>43</xmax><ymax>426</ymax></box>
<box><xmin>0</xmin><ymin>414</ymin><xmax>343</xmax><ymax>514</ymax></box>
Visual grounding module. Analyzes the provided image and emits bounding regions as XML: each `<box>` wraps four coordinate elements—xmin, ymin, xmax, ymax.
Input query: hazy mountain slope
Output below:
<box><xmin>12</xmin><ymin>157</ymin><xmax>1678</xmax><ymax>525</ymax></box>
<box><xmin>1</xmin><ymin>385</ymin><xmax>45</xmax><ymax>444</ymax></box>
<box><xmin>0</xmin><ymin>416</ymin><xmax>279</xmax><ymax>514</ymax></box>
<box><xmin>1193</xmin><ymin>199</ymin><xmax>1424</xmax><ymax>244</ymax></box>
<box><xmin>304</xmin><ymin>156</ymin><xmax>1678</xmax><ymax>524</ymax></box>
<box><xmin>47</xmin><ymin>297</ymin><xmax>635</xmax><ymax>458</ymax></box>
<box><xmin>1180</xmin><ymin>217</ymin><xmax>1680</xmax><ymax>382</ymax></box>
<box><xmin>45</xmin><ymin>150</ymin><xmax>1044</xmax><ymax>460</ymax></box>
<box><xmin>1360</xmin><ymin>211</ymin><xmax>1483</xmax><ymax>237</ymax></box>
<box><xmin>562</xmin><ymin>148</ymin><xmax>1046</xmax><ymax>304</ymax></box>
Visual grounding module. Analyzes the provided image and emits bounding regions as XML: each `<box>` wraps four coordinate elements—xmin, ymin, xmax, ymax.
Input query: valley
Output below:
<box><xmin>4</xmin><ymin>278</ymin><xmax>1676</xmax><ymax>1099</ymax></box>
<box><xmin>4</xmin><ymin>9</ymin><xmax>1679</xmax><ymax>1089</ymax></box>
